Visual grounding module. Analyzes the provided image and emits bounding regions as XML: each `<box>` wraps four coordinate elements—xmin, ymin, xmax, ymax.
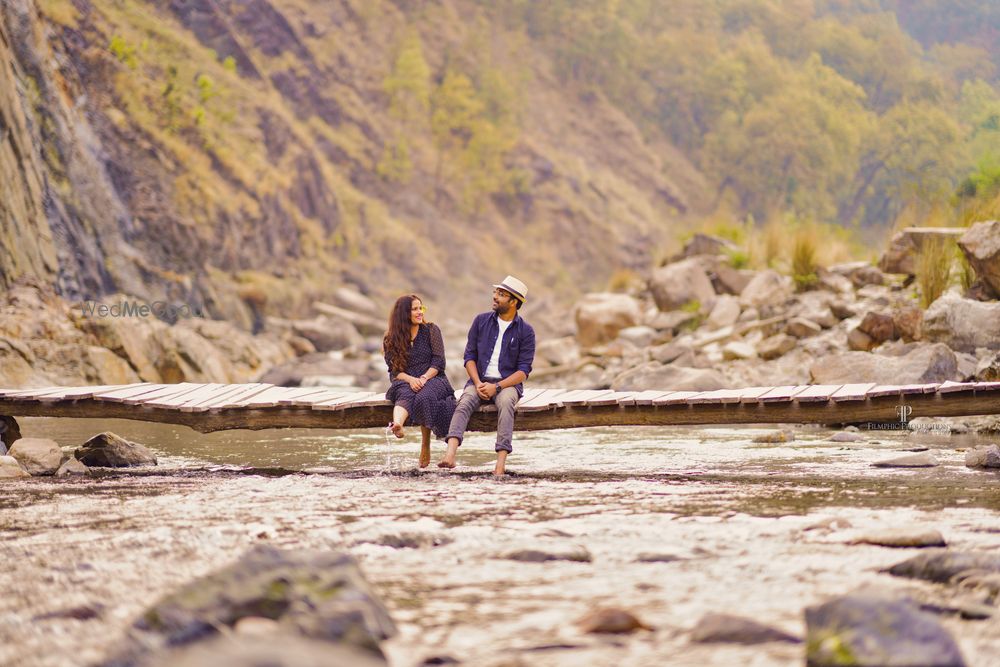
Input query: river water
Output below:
<box><xmin>1</xmin><ymin>417</ymin><xmax>999</xmax><ymax>666</ymax></box>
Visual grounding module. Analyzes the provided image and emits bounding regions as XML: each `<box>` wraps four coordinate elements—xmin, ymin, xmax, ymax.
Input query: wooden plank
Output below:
<box><xmin>560</xmin><ymin>390</ymin><xmax>615</xmax><ymax>406</ymax></box>
<box><xmin>655</xmin><ymin>391</ymin><xmax>700</xmax><ymax>406</ymax></box>
<box><xmin>229</xmin><ymin>385</ymin><xmax>298</xmax><ymax>408</ymax></box>
<box><xmin>312</xmin><ymin>391</ymin><xmax>375</xmax><ymax>411</ymax></box>
<box><xmin>123</xmin><ymin>383</ymin><xmax>200</xmax><ymax>406</ymax></box>
<box><xmin>831</xmin><ymin>383</ymin><xmax>877</xmax><ymax>402</ymax></box>
<box><xmin>34</xmin><ymin>384</ymin><xmax>129</xmax><ymax>403</ymax></box>
<box><xmin>279</xmin><ymin>388</ymin><xmax>350</xmax><ymax>406</ymax></box>
<box><xmin>794</xmin><ymin>385</ymin><xmax>843</xmax><ymax>403</ymax></box>
<box><xmin>938</xmin><ymin>381</ymin><xmax>980</xmax><ymax>394</ymax></box>
<box><xmin>519</xmin><ymin>387</ymin><xmax>544</xmax><ymax>403</ymax></box>
<box><xmin>738</xmin><ymin>386</ymin><xmax>774</xmax><ymax>403</ymax></box>
<box><xmin>204</xmin><ymin>384</ymin><xmax>275</xmax><ymax>410</ymax></box>
<box><xmin>142</xmin><ymin>383</ymin><xmax>216</xmax><ymax>409</ymax></box>
<box><xmin>518</xmin><ymin>389</ymin><xmax>567</xmax><ymax>411</ymax></box>
<box><xmin>688</xmin><ymin>388</ymin><xmax>745</xmax><ymax>405</ymax></box>
<box><xmin>971</xmin><ymin>381</ymin><xmax>1000</xmax><ymax>393</ymax></box>
<box><xmin>867</xmin><ymin>383</ymin><xmax>940</xmax><ymax>398</ymax></box>
<box><xmin>0</xmin><ymin>386</ymin><xmax>69</xmax><ymax>399</ymax></box>
<box><xmin>92</xmin><ymin>383</ymin><xmax>168</xmax><ymax>403</ymax></box>
<box><xmin>758</xmin><ymin>385</ymin><xmax>809</xmax><ymax>403</ymax></box>
<box><xmin>629</xmin><ymin>390</ymin><xmax>674</xmax><ymax>406</ymax></box>
<box><xmin>161</xmin><ymin>384</ymin><xmax>231</xmax><ymax>411</ymax></box>
<box><xmin>587</xmin><ymin>391</ymin><xmax>634</xmax><ymax>407</ymax></box>
<box><xmin>180</xmin><ymin>384</ymin><xmax>257</xmax><ymax>411</ymax></box>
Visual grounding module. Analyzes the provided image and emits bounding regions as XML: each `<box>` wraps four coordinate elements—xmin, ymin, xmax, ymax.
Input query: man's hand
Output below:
<box><xmin>475</xmin><ymin>380</ymin><xmax>490</xmax><ymax>400</ymax></box>
<box><xmin>482</xmin><ymin>382</ymin><xmax>499</xmax><ymax>399</ymax></box>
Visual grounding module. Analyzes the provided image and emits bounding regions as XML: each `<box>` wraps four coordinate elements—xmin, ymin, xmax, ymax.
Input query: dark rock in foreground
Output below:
<box><xmin>690</xmin><ymin>613</ymin><xmax>799</xmax><ymax>644</ymax></box>
<box><xmin>964</xmin><ymin>445</ymin><xmax>1000</xmax><ymax>469</ymax></box>
<box><xmin>503</xmin><ymin>548</ymin><xmax>592</xmax><ymax>563</ymax></box>
<box><xmin>884</xmin><ymin>550</ymin><xmax>1000</xmax><ymax>584</ymax></box>
<box><xmin>75</xmin><ymin>432</ymin><xmax>157</xmax><ymax>467</ymax></box>
<box><xmin>575</xmin><ymin>607</ymin><xmax>652</xmax><ymax>634</ymax></box>
<box><xmin>102</xmin><ymin>545</ymin><xmax>395</xmax><ymax>666</ymax></box>
<box><xmin>805</xmin><ymin>594</ymin><xmax>966</xmax><ymax>667</ymax></box>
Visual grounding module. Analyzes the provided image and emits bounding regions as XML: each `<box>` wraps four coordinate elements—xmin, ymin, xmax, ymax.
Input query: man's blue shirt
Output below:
<box><xmin>462</xmin><ymin>311</ymin><xmax>536</xmax><ymax>396</ymax></box>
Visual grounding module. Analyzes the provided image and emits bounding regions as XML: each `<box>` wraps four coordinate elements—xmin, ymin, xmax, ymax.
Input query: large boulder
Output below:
<box><xmin>8</xmin><ymin>437</ymin><xmax>64</xmax><ymax>476</ymax></box>
<box><xmin>810</xmin><ymin>343</ymin><xmax>959</xmax><ymax>385</ymax></box>
<box><xmin>75</xmin><ymin>432</ymin><xmax>157</xmax><ymax>467</ymax></box>
<box><xmin>958</xmin><ymin>220</ymin><xmax>1000</xmax><ymax>296</ymax></box>
<box><xmin>290</xmin><ymin>317</ymin><xmax>363</xmax><ymax>353</ymax></box>
<box><xmin>739</xmin><ymin>270</ymin><xmax>793</xmax><ymax>309</ymax></box>
<box><xmin>611</xmin><ymin>363</ymin><xmax>726</xmax><ymax>392</ymax></box>
<box><xmin>805</xmin><ymin>595</ymin><xmax>966</xmax><ymax>667</ymax></box>
<box><xmin>922</xmin><ymin>292</ymin><xmax>1000</xmax><ymax>352</ymax></box>
<box><xmin>573</xmin><ymin>293</ymin><xmax>642</xmax><ymax>348</ymax></box>
<box><xmin>0</xmin><ymin>455</ymin><xmax>30</xmax><ymax>478</ymax></box>
<box><xmin>103</xmin><ymin>545</ymin><xmax>396</xmax><ymax>666</ymax></box>
<box><xmin>879</xmin><ymin>227</ymin><xmax>966</xmax><ymax>275</ymax></box>
<box><xmin>649</xmin><ymin>259</ymin><xmax>717</xmax><ymax>312</ymax></box>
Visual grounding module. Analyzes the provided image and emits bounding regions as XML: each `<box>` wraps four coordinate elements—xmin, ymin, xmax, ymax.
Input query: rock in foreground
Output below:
<box><xmin>8</xmin><ymin>437</ymin><xmax>64</xmax><ymax>475</ymax></box>
<box><xmin>805</xmin><ymin>594</ymin><xmax>966</xmax><ymax>667</ymax></box>
<box><xmin>884</xmin><ymin>550</ymin><xmax>1000</xmax><ymax>584</ymax></box>
<box><xmin>103</xmin><ymin>545</ymin><xmax>396</xmax><ymax>666</ymax></box>
<box><xmin>75</xmin><ymin>432</ymin><xmax>157</xmax><ymax>467</ymax></box>
<box><xmin>690</xmin><ymin>613</ymin><xmax>799</xmax><ymax>644</ymax></box>
<box><xmin>964</xmin><ymin>445</ymin><xmax>1000</xmax><ymax>469</ymax></box>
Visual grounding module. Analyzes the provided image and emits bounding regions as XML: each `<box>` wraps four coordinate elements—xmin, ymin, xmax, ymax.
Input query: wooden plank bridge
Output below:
<box><xmin>1</xmin><ymin>381</ymin><xmax>1000</xmax><ymax>434</ymax></box>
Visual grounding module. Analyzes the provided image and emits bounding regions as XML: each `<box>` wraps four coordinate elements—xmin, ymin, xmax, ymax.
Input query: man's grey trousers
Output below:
<box><xmin>446</xmin><ymin>383</ymin><xmax>519</xmax><ymax>452</ymax></box>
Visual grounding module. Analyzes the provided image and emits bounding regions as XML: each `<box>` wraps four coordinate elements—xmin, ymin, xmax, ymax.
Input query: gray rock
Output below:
<box><xmin>975</xmin><ymin>352</ymin><xmax>1000</xmax><ymax>381</ymax></box>
<box><xmin>75</xmin><ymin>432</ymin><xmax>157</xmax><ymax>467</ymax></box>
<box><xmin>892</xmin><ymin>306</ymin><xmax>923</xmax><ymax>342</ymax></box>
<box><xmin>575</xmin><ymin>607</ymin><xmax>651</xmax><ymax>634</ymax></box>
<box><xmin>851</xmin><ymin>529</ymin><xmax>946</xmax><ymax>548</ymax></box>
<box><xmin>329</xmin><ymin>286</ymin><xmax>379</xmax><ymax>318</ymax></box>
<box><xmin>922</xmin><ymin>292</ymin><xmax>1000</xmax><ymax>353</ymax></box>
<box><xmin>503</xmin><ymin>548</ymin><xmax>592</xmax><ymax>563</ymax></box>
<box><xmin>635</xmin><ymin>553</ymin><xmax>686</xmax><ymax>563</ymax></box>
<box><xmin>8</xmin><ymin>437</ymin><xmax>64</xmax><ymax>475</ymax></box>
<box><xmin>805</xmin><ymin>594</ymin><xmax>966</xmax><ymax>667</ymax></box>
<box><xmin>611</xmin><ymin>363</ymin><xmax>726</xmax><ymax>392</ymax></box>
<box><xmin>739</xmin><ymin>270</ymin><xmax>793</xmax><ymax>309</ymax></box>
<box><xmin>958</xmin><ymin>220</ymin><xmax>1000</xmax><ymax>296</ymax></box>
<box><xmin>964</xmin><ymin>445</ymin><xmax>1000</xmax><ymax>468</ymax></box>
<box><xmin>713</xmin><ymin>264</ymin><xmax>756</xmax><ymax>296</ymax></box>
<box><xmin>880</xmin><ymin>227</ymin><xmax>966</xmax><ymax>275</ymax></box>
<box><xmin>679</xmin><ymin>233</ymin><xmax>736</xmax><ymax>259</ymax></box>
<box><xmin>829</xmin><ymin>300</ymin><xmax>857</xmax><ymax>320</ymax></box>
<box><xmin>646</xmin><ymin>309</ymin><xmax>699</xmax><ymax>333</ymax></box>
<box><xmin>858</xmin><ymin>311</ymin><xmax>897</xmax><ymax>343</ymax></box>
<box><xmin>105</xmin><ymin>545</ymin><xmax>395</xmax><ymax>666</ymax></box>
<box><xmin>885</xmin><ymin>549</ymin><xmax>1000</xmax><ymax>583</ymax></box>
<box><xmin>573</xmin><ymin>293</ymin><xmax>642</xmax><ymax>348</ymax></box>
<box><xmin>0</xmin><ymin>455</ymin><xmax>30</xmax><ymax>478</ymax></box>
<box><xmin>535</xmin><ymin>336</ymin><xmax>580</xmax><ymax>367</ymax></box>
<box><xmin>0</xmin><ymin>415</ymin><xmax>21</xmax><ymax>451</ymax></box>
<box><xmin>810</xmin><ymin>344</ymin><xmax>958</xmax><ymax>385</ymax></box>
<box><xmin>872</xmin><ymin>453</ymin><xmax>939</xmax><ymax>468</ymax></box>
<box><xmin>366</xmin><ymin>533</ymin><xmax>453</xmax><ymax>549</ymax></box>
<box><xmin>816</xmin><ymin>268</ymin><xmax>854</xmax><ymax>294</ymax></box>
<box><xmin>649</xmin><ymin>258</ymin><xmax>717</xmax><ymax>313</ymax></box>
<box><xmin>55</xmin><ymin>457</ymin><xmax>90</xmax><ymax>476</ymax></box>
<box><xmin>617</xmin><ymin>325</ymin><xmax>657</xmax><ymax>348</ymax></box>
<box><xmin>786</xmin><ymin>317</ymin><xmax>822</xmax><ymax>339</ymax></box>
<box><xmin>649</xmin><ymin>342</ymin><xmax>691</xmax><ymax>364</ymax></box>
<box><xmin>691</xmin><ymin>613</ymin><xmax>799</xmax><ymax>644</ymax></box>
<box><xmin>290</xmin><ymin>317</ymin><xmax>363</xmax><ymax>353</ymax></box>
<box><xmin>706</xmin><ymin>295</ymin><xmax>741</xmax><ymax>330</ymax></box>
<box><xmin>721</xmin><ymin>341</ymin><xmax>756</xmax><ymax>361</ymax></box>
<box><xmin>829</xmin><ymin>432</ymin><xmax>863</xmax><ymax>443</ymax></box>
<box><xmin>757</xmin><ymin>334</ymin><xmax>796</xmax><ymax>360</ymax></box>
<box><xmin>847</xmin><ymin>327</ymin><xmax>875</xmax><ymax>352</ymax></box>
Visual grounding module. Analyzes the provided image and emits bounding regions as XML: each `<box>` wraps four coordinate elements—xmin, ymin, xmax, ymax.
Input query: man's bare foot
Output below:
<box><xmin>437</xmin><ymin>439</ymin><xmax>459</xmax><ymax>468</ymax></box>
<box><xmin>493</xmin><ymin>451</ymin><xmax>508</xmax><ymax>477</ymax></box>
<box><xmin>389</xmin><ymin>421</ymin><xmax>405</xmax><ymax>438</ymax></box>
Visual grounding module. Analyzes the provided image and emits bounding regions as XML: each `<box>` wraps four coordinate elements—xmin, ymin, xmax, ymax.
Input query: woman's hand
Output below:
<box><xmin>408</xmin><ymin>376</ymin><xmax>426</xmax><ymax>392</ymax></box>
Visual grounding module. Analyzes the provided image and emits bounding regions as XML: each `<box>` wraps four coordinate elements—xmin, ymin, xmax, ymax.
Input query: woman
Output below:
<box><xmin>383</xmin><ymin>294</ymin><xmax>456</xmax><ymax>468</ymax></box>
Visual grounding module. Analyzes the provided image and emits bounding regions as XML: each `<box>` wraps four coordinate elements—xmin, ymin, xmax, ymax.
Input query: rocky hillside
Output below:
<box><xmin>0</xmin><ymin>0</ymin><xmax>706</xmax><ymax>331</ymax></box>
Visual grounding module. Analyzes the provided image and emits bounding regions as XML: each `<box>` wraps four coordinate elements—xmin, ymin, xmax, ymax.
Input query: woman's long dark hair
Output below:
<box><xmin>383</xmin><ymin>294</ymin><xmax>427</xmax><ymax>374</ymax></box>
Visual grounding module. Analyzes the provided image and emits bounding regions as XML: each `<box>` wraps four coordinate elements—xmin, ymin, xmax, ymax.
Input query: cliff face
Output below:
<box><xmin>0</xmin><ymin>0</ymin><xmax>708</xmax><ymax>329</ymax></box>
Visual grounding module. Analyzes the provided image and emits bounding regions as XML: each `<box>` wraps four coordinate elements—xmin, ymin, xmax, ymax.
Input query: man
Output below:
<box><xmin>438</xmin><ymin>276</ymin><xmax>535</xmax><ymax>477</ymax></box>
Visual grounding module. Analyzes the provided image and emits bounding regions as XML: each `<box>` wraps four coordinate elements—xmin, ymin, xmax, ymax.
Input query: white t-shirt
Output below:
<box><xmin>484</xmin><ymin>317</ymin><xmax>513</xmax><ymax>379</ymax></box>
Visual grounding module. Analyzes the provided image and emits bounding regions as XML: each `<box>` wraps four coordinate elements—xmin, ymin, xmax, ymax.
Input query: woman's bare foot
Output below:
<box><xmin>419</xmin><ymin>443</ymin><xmax>431</xmax><ymax>468</ymax></box>
<box><xmin>389</xmin><ymin>422</ymin><xmax>405</xmax><ymax>438</ymax></box>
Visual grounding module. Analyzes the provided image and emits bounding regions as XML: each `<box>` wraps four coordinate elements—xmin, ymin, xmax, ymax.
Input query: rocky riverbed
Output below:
<box><xmin>1</xmin><ymin>417</ymin><xmax>999</xmax><ymax>666</ymax></box>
